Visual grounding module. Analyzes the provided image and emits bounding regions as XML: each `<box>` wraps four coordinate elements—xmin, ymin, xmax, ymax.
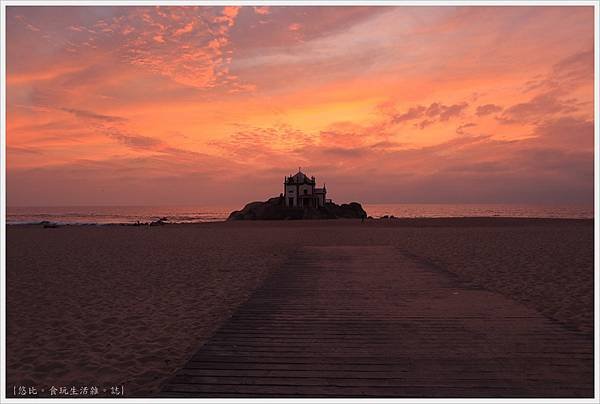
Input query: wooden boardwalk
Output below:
<box><xmin>161</xmin><ymin>246</ymin><xmax>594</xmax><ymax>398</ymax></box>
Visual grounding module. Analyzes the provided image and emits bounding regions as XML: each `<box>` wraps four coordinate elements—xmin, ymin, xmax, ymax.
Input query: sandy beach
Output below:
<box><xmin>6</xmin><ymin>218</ymin><xmax>594</xmax><ymax>396</ymax></box>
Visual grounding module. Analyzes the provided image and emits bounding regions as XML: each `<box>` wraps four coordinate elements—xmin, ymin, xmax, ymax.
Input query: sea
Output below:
<box><xmin>5</xmin><ymin>204</ymin><xmax>594</xmax><ymax>225</ymax></box>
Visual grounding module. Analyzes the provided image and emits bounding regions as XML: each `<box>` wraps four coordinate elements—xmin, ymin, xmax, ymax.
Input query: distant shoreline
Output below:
<box><xmin>6</xmin><ymin>216</ymin><xmax>594</xmax><ymax>227</ymax></box>
<box><xmin>7</xmin><ymin>203</ymin><xmax>594</xmax><ymax>225</ymax></box>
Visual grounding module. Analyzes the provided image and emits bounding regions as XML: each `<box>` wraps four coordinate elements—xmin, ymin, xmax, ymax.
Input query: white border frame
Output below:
<box><xmin>0</xmin><ymin>1</ymin><xmax>598</xmax><ymax>403</ymax></box>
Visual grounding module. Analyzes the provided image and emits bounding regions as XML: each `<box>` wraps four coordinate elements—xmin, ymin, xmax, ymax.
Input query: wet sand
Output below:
<box><xmin>5</xmin><ymin>218</ymin><xmax>595</xmax><ymax>396</ymax></box>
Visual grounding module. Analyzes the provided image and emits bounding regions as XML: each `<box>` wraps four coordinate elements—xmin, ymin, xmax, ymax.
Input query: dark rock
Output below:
<box><xmin>228</xmin><ymin>196</ymin><xmax>367</xmax><ymax>221</ymax></box>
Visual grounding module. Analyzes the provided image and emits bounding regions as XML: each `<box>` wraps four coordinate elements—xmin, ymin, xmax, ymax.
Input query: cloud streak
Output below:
<box><xmin>60</xmin><ymin>107</ymin><xmax>127</xmax><ymax>123</ymax></box>
<box><xmin>388</xmin><ymin>101</ymin><xmax>469</xmax><ymax>129</ymax></box>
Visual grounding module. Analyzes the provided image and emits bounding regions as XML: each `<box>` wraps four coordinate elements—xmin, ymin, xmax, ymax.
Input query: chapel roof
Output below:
<box><xmin>287</xmin><ymin>170</ymin><xmax>315</xmax><ymax>184</ymax></box>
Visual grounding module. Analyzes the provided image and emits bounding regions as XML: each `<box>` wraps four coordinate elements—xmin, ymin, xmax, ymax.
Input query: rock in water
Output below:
<box><xmin>228</xmin><ymin>196</ymin><xmax>367</xmax><ymax>220</ymax></box>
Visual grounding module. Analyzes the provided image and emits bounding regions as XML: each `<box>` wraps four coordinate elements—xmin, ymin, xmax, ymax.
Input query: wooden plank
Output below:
<box><xmin>160</xmin><ymin>246</ymin><xmax>593</xmax><ymax>398</ymax></box>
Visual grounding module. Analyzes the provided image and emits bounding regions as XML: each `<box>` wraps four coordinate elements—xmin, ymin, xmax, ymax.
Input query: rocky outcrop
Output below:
<box><xmin>228</xmin><ymin>196</ymin><xmax>367</xmax><ymax>221</ymax></box>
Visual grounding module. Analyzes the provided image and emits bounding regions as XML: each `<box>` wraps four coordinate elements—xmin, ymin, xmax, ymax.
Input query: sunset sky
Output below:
<box><xmin>5</xmin><ymin>5</ymin><xmax>595</xmax><ymax>206</ymax></box>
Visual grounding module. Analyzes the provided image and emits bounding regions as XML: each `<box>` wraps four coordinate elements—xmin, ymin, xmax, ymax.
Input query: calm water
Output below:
<box><xmin>363</xmin><ymin>204</ymin><xmax>594</xmax><ymax>220</ymax></box>
<box><xmin>5</xmin><ymin>203</ymin><xmax>594</xmax><ymax>225</ymax></box>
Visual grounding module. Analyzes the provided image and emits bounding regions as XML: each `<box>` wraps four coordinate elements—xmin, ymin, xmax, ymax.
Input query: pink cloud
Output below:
<box><xmin>25</xmin><ymin>23</ymin><xmax>40</xmax><ymax>31</ymax></box>
<box><xmin>455</xmin><ymin>122</ymin><xmax>477</xmax><ymax>134</ymax></box>
<box><xmin>497</xmin><ymin>92</ymin><xmax>577</xmax><ymax>125</ymax></box>
<box><xmin>173</xmin><ymin>21</ymin><xmax>194</xmax><ymax>36</ymax></box>
<box><xmin>388</xmin><ymin>101</ymin><xmax>469</xmax><ymax>127</ymax></box>
<box><xmin>215</xmin><ymin>6</ymin><xmax>240</xmax><ymax>27</ymax></box>
<box><xmin>475</xmin><ymin>104</ymin><xmax>503</xmax><ymax>116</ymax></box>
<box><xmin>253</xmin><ymin>6</ymin><xmax>270</xmax><ymax>16</ymax></box>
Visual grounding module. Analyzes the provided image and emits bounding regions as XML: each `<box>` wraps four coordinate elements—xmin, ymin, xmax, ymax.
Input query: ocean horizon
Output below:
<box><xmin>5</xmin><ymin>203</ymin><xmax>594</xmax><ymax>225</ymax></box>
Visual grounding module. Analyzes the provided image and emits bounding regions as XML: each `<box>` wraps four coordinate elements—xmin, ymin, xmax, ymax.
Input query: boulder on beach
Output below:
<box><xmin>228</xmin><ymin>196</ymin><xmax>367</xmax><ymax>221</ymax></box>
